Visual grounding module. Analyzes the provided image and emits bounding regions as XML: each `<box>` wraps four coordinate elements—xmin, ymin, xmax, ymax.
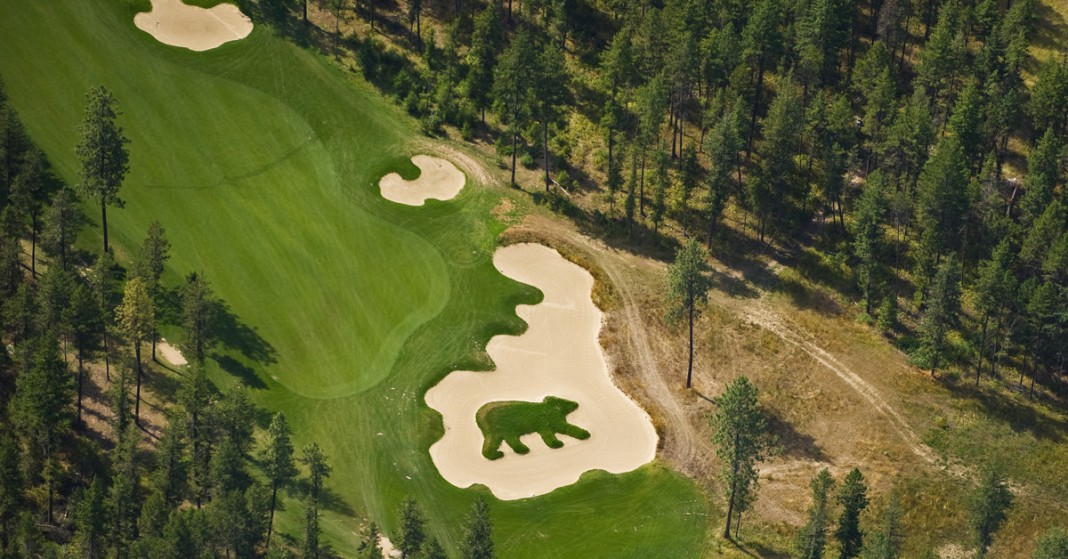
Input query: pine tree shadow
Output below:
<box><xmin>213</xmin><ymin>299</ymin><xmax>277</xmax><ymax>367</ymax></box>
<box><xmin>291</xmin><ymin>478</ymin><xmax>356</xmax><ymax>517</ymax></box>
<box><xmin>212</xmin><ymin>353</ymin><xmax>268</xmax><ymax>390</ymax></box>
<box><xmin>764</xmin><ymin>408</ymin><xmax>830</xmax><ymax>463</ymax></box>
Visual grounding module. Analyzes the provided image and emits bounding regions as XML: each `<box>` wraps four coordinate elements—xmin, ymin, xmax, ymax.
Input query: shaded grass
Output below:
<box><xmin>0</xmin><ymin>1</ymin><xmax>710</xmax><ymax>557</ymax></box>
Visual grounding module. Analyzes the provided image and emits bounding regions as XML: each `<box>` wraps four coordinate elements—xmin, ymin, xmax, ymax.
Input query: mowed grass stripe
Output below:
<box><xmin>0</xmin><ymin>1</ymin><xmax>710</xmax><ymax>557</ymax></box>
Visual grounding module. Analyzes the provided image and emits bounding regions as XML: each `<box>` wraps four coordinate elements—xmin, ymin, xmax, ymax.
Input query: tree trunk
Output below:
<box><xmin>104</xmin><ymin>330</ymin><xmax>111</xmax><ymax>382</ymax></box>
<box><xmin>746</xmin><ymin>56</ymin><xmax>766</xmax><ymax>158</ymax></box>
<box><xmin>707</xmin><ymin>211</ymin><xmax>717</xmax><ymax>249</ymax></box>
<box><xmin>267</xmin><ymin>484</ymin><xmax>279</xmax><ymax>548</ymax></box>
<box><xmin>686</xmin><ymin>298</ymin><xmax>695</xmax><ymax>388</ymax></box>
<box><xmin>30</xmin><ymin>213</ymin><xmax>37</xmax><ymax>278</ymax></box>
<box><xmin>976</xmin><ymin>314</ymin><xmax>989</xmax><ymax>385</ymax></box>
<box><xmin>303</xmin><ymin>0</ymin><xmax>308</xmax><ymax>23</ymax></box>
<box><xmin>723</xmin><ymin>467</ymin><xmax>737</xmax><ymax>538</ymax></box>
<box><xmin>134</xmin><ymin>341</ymin><xmax>142</xmax><ymax>425</ymax></box>
<box><xmin>101</xmin><ymin>198</ymin><xmax>109</xmax><ymax>254</ymax></box>
<box><xmin>77</xmin><ymin>353</ymin><xmax>84</xmax><ymax>424</ymax></box>
<box><xmin>47</xmin><ymin>471</ymin><xmax>54</xmax><ymax>524</ymax></box>
<box><xmin>640</xmin><ymin>152</ymin><xmax>647</xmax><ymax>216</ymax></box>
<box><xmin>544</xmin><ymin>122</ymin><xmax>551</xmax><ymax>192</ymax></box>
<box><xmin>510</xmin><ymin>127</ymin><xmax>518</xmax><ymax>186</ymax></box>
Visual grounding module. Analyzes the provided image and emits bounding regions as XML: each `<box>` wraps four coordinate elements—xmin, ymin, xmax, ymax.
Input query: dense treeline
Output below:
<box><xmin>278</xmin><ymin>0</ymin><xmax>1068</xmax><ymax>396</ymax></box>
<box><xmin>0</xmin><ymin>83</ymin><xmax>495</xmax><ymax>558</ymax></box>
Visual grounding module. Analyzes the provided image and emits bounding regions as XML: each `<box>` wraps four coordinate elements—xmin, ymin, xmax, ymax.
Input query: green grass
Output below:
<box><xmin>476</xmin><ymin>396</ymin><xmax>591</xmax><ymax>460</ymax></box>
<box><xmin>0</xmin><ymin>1</ymin><xmax>709</xmax><ymax>556</ymax></box>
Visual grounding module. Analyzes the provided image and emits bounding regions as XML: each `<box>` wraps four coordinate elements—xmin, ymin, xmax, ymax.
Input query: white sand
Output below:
<box><xmin>157</xmin><ymin>339</ymin><xmax>188</xmax><ymax>366</ymax></box>
<box><xmin>134</xmin><ymin>0</ymin><xmax>253</xmax><ymax>52</ymax></box>
<box><xmin>378</xmin><ymin>535</ymin><xmax>402</xmax><ymax>558</ymax></box>
<box><xmin>425</xmin><ymin>244</ymin><xmax>658</xmax><ymax>500</ymax></box>
<box><xmin>378</xmin><ymin>155</ymin><xmax>465</xmax><ymax>206</ymax></box>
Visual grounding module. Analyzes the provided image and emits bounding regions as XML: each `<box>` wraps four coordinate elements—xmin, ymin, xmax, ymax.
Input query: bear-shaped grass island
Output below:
<box><xmin>476</xmin><ymin>396</ymin><xmax>591</xmax><ymax>460</ymax></box>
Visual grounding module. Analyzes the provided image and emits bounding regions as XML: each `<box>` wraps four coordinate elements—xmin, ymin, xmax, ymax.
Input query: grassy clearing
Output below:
<box><xmin>0</xmin><ymin>0</ymin><xmax>709</xmax><ymax>556</ymax></box>
<box><xmin>476</xmin><ymin>397</ymin><xmax>591</xmax><ymax>459</ymax></box>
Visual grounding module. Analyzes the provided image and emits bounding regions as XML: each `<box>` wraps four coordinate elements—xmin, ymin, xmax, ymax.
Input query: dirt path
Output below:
<box><xmin>738</xmin><ymin>301</ymin><xmax>937</xmax><ymax>464</ymax></box>
<box><xmin>504</xmin><ymin>218</ymin><xmax>712</xmax><ymax>476</ymax></box>
<box><xmin>508</xmin><ymin>215</ymin><xmax>939</xmax><ymax>476</ymax></box>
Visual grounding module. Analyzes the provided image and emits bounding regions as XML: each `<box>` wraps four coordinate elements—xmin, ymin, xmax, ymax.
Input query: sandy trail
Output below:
<box><xmin>379</xmin><ymin>155</ymin><xmax>465</xmax><ymax>206</ymax></box>
<box><xmin>157</xmin><ymin>338</ymin><xmax>188</xmax><ymax>366</ymax></box>
<box><xmin>739</xmin><ymin>304</ymin><xmax>937</xmax><ymax>464</ymax></box>
<box><xmin>425</xmin><ymin>244</ymin><xmax>658</xmax><ymax>500</ymax></box>
<box><xmin>134</xmin><ymin>0</ymin><xmax>253</xmax><ymax>52</ymax></box>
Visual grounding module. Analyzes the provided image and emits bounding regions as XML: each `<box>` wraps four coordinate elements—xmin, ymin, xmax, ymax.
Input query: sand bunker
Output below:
<box><xmin>157</xmin><ymin>339</ymin><xmax>188</xmax><ymax>366</ymax></box>
<box><xmin>134</xmin><ymin>0</ymin><xmax>253</xmax><ymax>52</ymax></box>
<box><xmin>425</xmin><ymin>243</ymin><xmax>658</xmax><ymax>500</ymax></box>
<box><xmin>378</xmin><ymin>156</ymin><xmax>465</xmax><ymax>206</ymax></box>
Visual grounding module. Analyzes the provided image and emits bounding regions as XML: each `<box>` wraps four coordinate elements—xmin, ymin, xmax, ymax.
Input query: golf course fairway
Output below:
<box><xmin>0</xmin><ymin>0</ymin><xmax>709</xmax><ymax>556</ymax></box>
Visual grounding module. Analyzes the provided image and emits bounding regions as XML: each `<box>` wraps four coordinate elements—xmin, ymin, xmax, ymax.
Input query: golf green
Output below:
<box><xmin>0</xmin><ymin>1</ymin><xmax>709</xmax><ymax>556</ymax></box>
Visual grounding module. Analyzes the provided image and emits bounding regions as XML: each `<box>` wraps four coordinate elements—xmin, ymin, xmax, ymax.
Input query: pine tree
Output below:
<box><xmin>636</xmin><ymin>76</ymin><xmax>668</xmax><ymax>215</ymax></box>
<box><xmin>398</xmin><ymin>496</ymin><xmax>426</xmax><ymax>559</ymax></box>
<box><xmin>215</xmin><ymin>387</ymin><xmax>256</xmax><ymax>457</ymax></box>
<box><xmin>181</xmin><ymin>272</ymin><xmax>218</xmax><ymax>365</ymax></box>
<box><xmin>134</xmin><ymin>220</ymin><xmax>170</xmax><ymax>361</ymax></box>
<box><xmin>492</xmin><ymin>29</ymin><xmax>536</xmax><ymax>187</ymax></box>
<box><xmin>117</xmin><ymin>276</ymin><xmax>154</xmax><ymax>424</ymax></box>
<box><xmin>650</xmin><ymin>144</ymin><xmax>669</xmax><ymax>232</ymax></box>
<box><xmin>705</xmin><ymin>104</ymin><xmax>742</xmax><ymax>246</ymax></box>
<box><xmin>751</xmin><ymin>75</ymin><xmax>804</xmax><ymax>241</ymax></box>
<box><xmin>461</xmin><ymin>497</ymin><xmax>494</xmax><ymax>559</ymax></box>
<box><xmin>179</xmin><ymin>365</ymin><xmax>214</xmax><ymax>509</ymax></box>
<box><xmin>41</xmin><ymin>187</ymin><xmax>81</xmax><ymax>271</ymax></box>
<box><xmin>151</xmin><ymin>423</ymin><xmax>188</xmax><ymax>507</ymax></box>
<box><xmin>947</xmin><ymin>80</ymin><xmax>984</xmax><ymax>173</ymax></box>
<box><xmin>973</xmin><ymin>241</ymin><xmax>1016</xmax><ymax>385</ymax></box>
<box><xmin>709</xmin><ymin>376</ymin><xmax>776</xmax><ymax>538</ymax></box>
<box><xmin>1018</xmin><ymin>128</ymin><xmax>1062</xmax><ymax>228</ymax></box>
<box><xmin>466</xmin><ymin>4</ymin><xmax>503</xmax><ymax>125</ymax></box>
<box><xmin>795</xmin><ymin>469</ymin><xmax>834</xmax><ymax>559</ymax></box>
<box><xmin>741</xmin><ymin>0</ymin><xmax>782</xmax><ymax>149</ymax></box>
<box><xmin>1027</xmin><ymin>57</ymin><xmax>1068</xmax><ymax>137</ymax></box>
<box><xmin>532</xmin><ymin>40</ymin><xmax>569</xmax><ymax>192</ymax></box>
<box><xmin>11</xmin><ymin>336</ymin><xmax>73</xmax><ymax>524</ymax></box>
<box><xmin>916</xmin><ymin>0</ymin><xmax>966</xmax><ymax>119</ymax></box>
<box><xmin>109</xmin><ymin>431</ymin><xmax>142</xmax><ymax>559</ymax></box>
<box><xmin>260</xmin><ymin>413</ymin><xmax>298</xmax><ymax>548</ymax></box>
<box><xmin>853</xmin><ymin>171</ymin><xmax>889</xmax><ymax>316</ymax></box>
<box><xmin>666</xmin><ymin>239</ymin><xmax>714</xmax><ymax>388</ymax></box>
<box><xmin>0</xmin><ymin>103</ymin><xmax>31</xmax><ymax>193</ymax></box>
<box><xmin>914</xmin><ymin>255</ymin><xmax>961</xmax><ymax>373</ymax></box>
<box><xmin>75</xmin><ymin>86</ymin><xmax>129</xmax><ymax>254</ymax></box>
<box><xmin>0</xmin><ymin>435</ymin><xmax>23</xmax><ymax>549</ymax></box>
<box><xmin>358</xmin><ymin>521</ymin><xmax>383</xmax><ymax>559</ymax></box>
<box><xmin>860</xmin><ymin>494</ymin><xmax>904</xmax><ymax>559</ymax></box>
<box><xmin>74</xmin><ymin>477</ymin><xmax>109</xmax><ymax>559</ymax></box>
<box><xmin>8</xmin><ymin>148</ymin><xmax>49</xmax><ymax>277</ymax></box>
<box><xmin>914</xmin><ymin>138</ymin><xmax>969</xmax><ymax>294</ymax></box>
<box><xmin>969</xmin><ymin>464</ymin><xmax>1013</xmax><ymax>557</ymax></box>
<box><xmin>834</xmin><ymin>468</ymin><xmax>869</xmax><ymax>559</ymax></box>
<box><xmin>300</xmin><ymin>443</ymin><xmax>331</xmax><ymax>507</ymax></box>
<box><xmin>88</xmin><ymin>250</ymin><xmax>118</xmax><ymax>380</ymax></box>
<box><xmin>301</xmin><ymin>497</ymin><xmax>320</xmax><ymax>559</ymax></box>
<box><xmin>69</xmin><ymin>281</ymin><xmax>101</xmax><ymax>424</ymax></box>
